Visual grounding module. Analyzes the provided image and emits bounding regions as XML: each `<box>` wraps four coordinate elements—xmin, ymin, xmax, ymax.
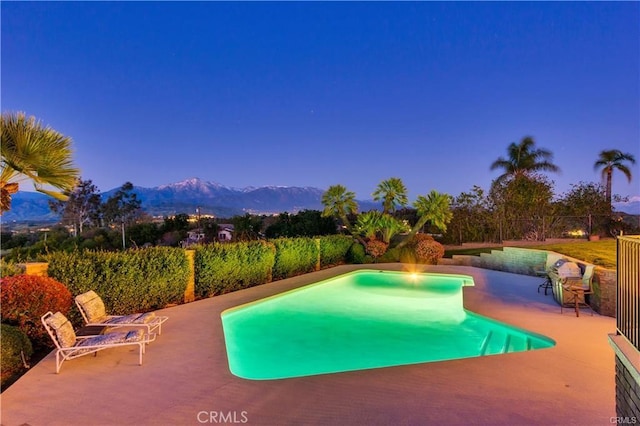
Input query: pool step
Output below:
<box><xmin>480</xmin><ymin>332</ymin><xmax>530</xmax><ymax>356</ymax></box>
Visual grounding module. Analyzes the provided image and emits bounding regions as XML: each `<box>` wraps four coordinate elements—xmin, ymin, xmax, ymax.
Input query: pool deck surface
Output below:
<box><xmin>0</xmin><ymin>264</ymin><xmax>617</xmax><ymax>425</ymax></box>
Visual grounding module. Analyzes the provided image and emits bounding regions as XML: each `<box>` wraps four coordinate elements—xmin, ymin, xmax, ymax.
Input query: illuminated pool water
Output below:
<box><xmin>221</xmin><ymin>270</ymin><xmax>555</xmax><ymax>380</ymax></box>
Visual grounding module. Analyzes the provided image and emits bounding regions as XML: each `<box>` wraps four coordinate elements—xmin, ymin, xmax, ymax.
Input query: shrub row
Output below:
<box><xmin>319</xmin><ymin>235</ymin><xmax>355</xmax><ymax>267</ymax></box>
<box><xmin>47</xmin><ymin>247</ymin><xmax>190</xmax><ymax>316</ymax></box>
<box><xmin>195</xmin><ymin>241</ymin><xmax>276</xmax><ymax>298</ymax></box>
<box><xmin>272</xmin><ymin>237</ymin><xmax>319</xmax><ymax>280</ymax></box>
<box><xmin>195</xmin><ymin>235</ymin><xmax>354</xmax><ymax>296</ymax></box>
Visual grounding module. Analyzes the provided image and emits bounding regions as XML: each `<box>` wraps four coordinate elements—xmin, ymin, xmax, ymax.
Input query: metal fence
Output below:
<box><xmin>617</xmin><ymin>235</ymin><xmax>640</xmax><ymax>351</ymax></box>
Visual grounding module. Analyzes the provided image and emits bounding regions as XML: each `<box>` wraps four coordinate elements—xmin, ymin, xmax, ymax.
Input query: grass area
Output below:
<box><xmin>524</xmin><ymin>239</ymin><xmax>616</xmax><ymax>268</ymax></box>
<box><xmin>445</xmin><ymin>240</ymin><xmax>616</xmax><ymax>268</ymax></box>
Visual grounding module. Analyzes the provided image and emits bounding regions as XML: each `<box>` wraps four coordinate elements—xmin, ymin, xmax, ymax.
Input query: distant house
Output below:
<box><xmin>181</xmin><ymin>229</ymin><xmax>205</xmax><ymax>248</ymax></box>
<box><xmin>217</xmin><ymin>224</ymin><xmax>234</xmax><ymax>242</ymax></box>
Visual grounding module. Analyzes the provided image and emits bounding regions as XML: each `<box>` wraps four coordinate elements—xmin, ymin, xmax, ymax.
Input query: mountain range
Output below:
<box><xmin>1</xmin><ymin>178</ymin><xmax>381</xmax><ymax>223</ymax></box>
<box><xmin>2</xmin><ymin>178</ymin><xmax>639</xmax><ymax>224</ymax></box>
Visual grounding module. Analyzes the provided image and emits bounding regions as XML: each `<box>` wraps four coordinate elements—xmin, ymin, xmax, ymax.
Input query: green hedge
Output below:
<box><xmin>195</xmin><ymin>241</ymin><xmax>276</xmax><ymax>298</ymax></box>
<box><xmin>319</xmin><ymin>235</ymin><xmax>353</xmax><ymax>267</ymax></box>
<box><xmin>272</xmin><ymin>237</ymin><xmax>319</xmax><ymax>280</ymax></box>
<box><xmin>47</xmin><ymin>247</ymin><xmax>189</xmax><ymax>316</ymax></box>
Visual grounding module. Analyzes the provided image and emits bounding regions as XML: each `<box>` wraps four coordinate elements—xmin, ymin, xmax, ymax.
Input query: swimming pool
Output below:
<box><xmin>221</xmin><ymin>270</ymin><xmax>555</xmax><ymax>380</ymax></box>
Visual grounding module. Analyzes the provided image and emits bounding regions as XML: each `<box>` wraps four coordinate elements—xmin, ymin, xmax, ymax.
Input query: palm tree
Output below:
<box><xmin>490</xmin><ymin>136</ymin><xmax>560</xmax><ymax>184</ymax></box>
<box><xmin>353</xmin><ymin>210</ymin><xmax>383</xmax><ymax>240</ymax></box>
<box><xmin>594</xmin><ymin>149</ymin><xmax>636</xmax><ymax>210</ymax></box>
<box><xmin>378</xmin><ymin>214</ymin><xmax>410</xmax><ymax>244</ymax></box>
<box><xmin>397</xmin><ymin>190</ymin><xmax>453</xmax><ymax>248</ymax></box>
<box><xmin>1</xmin><ymin>112</ymin><xmax>79</xmax><ymax>212</ymax></box>
<box><xmin>321</xmin><ymin>184</ymin><xmax>358</xmax><ymax>230</ymax></box>
<box><xmin>372</xmin><ymin>177</ymin><xmax>408</xmax><ymax>214</ymax></box>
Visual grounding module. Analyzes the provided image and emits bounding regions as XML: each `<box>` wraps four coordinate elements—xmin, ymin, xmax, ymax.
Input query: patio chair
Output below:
<box><xmin>41</xmin><ymin>311</ymin><xmax>156</xmax><ymax>373</ymax></box>
<box><xmin>560</xmin><ymin>265</ymin><xmax>595</xmax><ymax>317</ymax></box>
<box><xmin>534</xmin><ymin>263</ymin><xmax>552</xmax><ymax>295</ymax></box>
<box><xmin>75</xmin><ymin>291</ymin><xmax>168</xmax><ymax>335</ymax></box>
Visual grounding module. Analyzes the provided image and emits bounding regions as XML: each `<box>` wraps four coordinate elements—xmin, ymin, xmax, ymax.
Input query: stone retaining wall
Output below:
<box><xmin>441</xmin><ymin>247</ymin><xmax>616</xmax><ymax>317</ymax></box>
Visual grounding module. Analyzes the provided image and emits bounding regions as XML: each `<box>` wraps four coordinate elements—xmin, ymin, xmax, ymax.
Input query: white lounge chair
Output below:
<box><xmin>75</xmin><ymin>291</ymin><xmax>168</xmax><ymax>335</ymax></box>
<box><xmin>41</xmin><ymin>311</ymin><xmax>156</xmax><ymax>373</ymax></box>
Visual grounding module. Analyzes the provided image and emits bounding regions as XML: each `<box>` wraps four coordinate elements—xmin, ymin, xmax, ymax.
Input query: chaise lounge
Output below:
<box><xmin>75</xmin><ymin>291</ymin><xmax>169</xmax><ymax>335</ymax></box>
<box><xmin>41</xmin><ymin>311</ymin><xmax>156</xmax><ymax>373</ymax></box>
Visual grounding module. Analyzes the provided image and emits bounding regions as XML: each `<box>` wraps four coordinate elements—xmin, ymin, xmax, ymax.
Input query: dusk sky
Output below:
<box><xmin>2</xmin><ymin>2</ymin><xmax>639</xmax><ymax>202</ymax></box>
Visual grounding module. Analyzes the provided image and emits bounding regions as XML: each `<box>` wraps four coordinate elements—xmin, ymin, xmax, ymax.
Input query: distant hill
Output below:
<box><xmin>2</xmin><ymin>178</ymin><xmax>382</xmax><ymax>222</ymax></box>
<box><xmin>614</xmin><ymin>198</ymin><xmax>640</xmax><ymax>215</ymax></box>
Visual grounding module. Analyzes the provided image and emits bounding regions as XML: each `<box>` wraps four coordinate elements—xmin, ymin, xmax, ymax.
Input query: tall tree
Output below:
<box><xmin>489</xmin><ymin>174</ymin><xmax>554</xmax><ymax>241</ymax></box>
<box><xmin>49</xmin><ymin>179</ymin><xmax>102</xmax><ymax>236</ymax></box>
<box><xmin>372</xmin><ymin>177</ymin><xmax>408</xmax><ymax>214</ymax></box>
<box><xmin>490</xmin><ymin>136</ymin><xmax>560</xmax><ymax>184</ymax></box>
<box><xmin>397</xmin><ymin>190</ymin><xmax>453</xmax><ymax>247</ymax></box>
<box><xmin>232</xmin><ymin>213</ymin><xmax>263</xmax><ymax>241</ymax></box>
<box><xmin>594</xmin><ymin>149</ymin><xmax>636</xmax><ymax>211</ymax></box>
<box><xmin>1</xmin><ymin>112</ymin><xmax>79</xmax><ymax>212</ymax></box>
<box><xmin>321</xmin><ymin>184</ymin><xmax>358</xmax><ymax>230</ymax></box>
<box><xmin>102</xmin><ymin>182</ymin><xmax>142</xmax><ymax>226</ymax></box>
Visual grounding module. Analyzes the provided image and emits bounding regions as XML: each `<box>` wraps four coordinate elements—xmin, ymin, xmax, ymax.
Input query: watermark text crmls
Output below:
<box><xmin>610</xmin><ymin>417</ymin><xmax>638</xmax><ymax>424</ymax></box>
<box><xmin>197</xmin><ymin>411</ymin><xmax>248</xmax><ymax>424</ymax></box>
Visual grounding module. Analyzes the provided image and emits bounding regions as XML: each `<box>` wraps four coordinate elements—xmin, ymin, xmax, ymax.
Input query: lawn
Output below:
<box><xmin>525</xmin><ymin>239</ymin><xmax>616</xmax><ymax>268</ymax></box>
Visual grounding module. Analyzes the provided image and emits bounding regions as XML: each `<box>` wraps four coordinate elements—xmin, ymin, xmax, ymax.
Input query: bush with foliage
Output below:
<box><xmin>0</xmin><ymin>274</ymin><xmax>72</xmax><ymax>346</ymax></box>
<box><xmin>47</xmin><ymin>247</ymin><xmax>189</xmax><ymax>318</ymax></box>
<box><xmin>272</xmin><ymin>237</ymin><xmax>319</xmax><ymax>280</ymax></box>
<box><xmin>0</xmin><ymin>258</ymin><xmax>25</xmax><ymax>277</ymax></box>
<box><xmin>415</xmin><ymin>239</ymin><xmax>445</xmax><ymax>264</ymax></box>
<box><xmin>346</xmin><ymin>242</ymin><xmax>367</xmax><ymax>264</ymax></box>
<box><xmin>195</xmin><ymin>241</ymin><xmax>276</xmax><ymax>298</ymax></box>
<box><xmin>1</xmin><ymin>324</ymin><xmax>33</xmax><ymax>387</ymax></box>
<box><xmin>378</xmin><ymin>246</ymin><xmax>401</xmax><ymax>263</ymax></box>
<box><xmin>365</xmin><ymin>239</ymin><xmax>388</xmax><ymax>260</ymax></box>
<box><xmin>398</xmin><ymin>233</ymin><xmax>434</xmax><ymax>264</ymax></box>
<box><xmin>319</xmin><ymin>235</ymin><xmax>353</xmax><ymax>267</ymax></box>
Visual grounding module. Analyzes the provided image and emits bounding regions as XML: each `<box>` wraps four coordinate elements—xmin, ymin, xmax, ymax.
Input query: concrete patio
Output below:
<box><xmin>0</xmin><ymin>264</ymin><xmax>617</xmax><ymax>425</ymax></box>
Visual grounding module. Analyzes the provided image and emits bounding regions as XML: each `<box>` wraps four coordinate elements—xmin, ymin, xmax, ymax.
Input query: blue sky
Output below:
<box><xmin>2</xmin><ymin>2</ymin><xmax>639</xmax><ymax>202</ymax></box>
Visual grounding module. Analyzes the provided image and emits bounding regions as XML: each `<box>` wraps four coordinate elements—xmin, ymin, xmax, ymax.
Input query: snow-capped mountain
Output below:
<box><xmin>2</xmin><ymin>178</ymin><xmax>379</xmax><ymax>222</ymax></box>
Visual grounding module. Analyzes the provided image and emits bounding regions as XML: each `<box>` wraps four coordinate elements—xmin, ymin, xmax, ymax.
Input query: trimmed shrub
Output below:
<box><xmin>379</xmin><ymin>246</ymin><xmax>401</xmax><ymax>263</ymax></box>
<box><xmin>1</xmin><ymin>324</ymin><xmax>33</xmax><ymax>387</ymax></box>
<box><xmin>0</xmin><ymin>274</ymin><xmax>73</xmax><ymax>346</ymax></box>
<box><xmin>195</xmin><ymin>241</ymin><xmax>276</xmax><ymax>298</ymax></box>
<box><xmin>365</xmin><ymin>240</ymin><xmax>388</xmax><ymax>260</ymax></box>
<box><xmin>415</xmin><ymin>239</ymin><xmax>445</xmax><ymax>264</ymax></box>
<box><xmin>272</xmin><ymin>237</ymin><xmax>319</xmax><ymax>280</ymax></box>
<box><xmin>346</xmin><ymin>242</ymin><xmax>367</xmax><ymax>264</ymax></box>
<box><xmin>47</xmin><ymin>247</ymin><xmax>189</xmax><ymax>318</ymax></box>
<box><xmin>319</xmin><ymin>235</ymin><xmax>353</xmax><ymax>267</ymax></box>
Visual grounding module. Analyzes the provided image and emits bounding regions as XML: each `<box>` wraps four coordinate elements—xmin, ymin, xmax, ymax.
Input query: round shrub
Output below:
<box><xmin>365</xmin><ymin>239</ymin><xmax>388</xmax><ymax>259</ymax></box>
<box><xmin>1</xmin><ymin>324</ymin><xmax>33</xmax><ymax>387</ymax></box>
<box><xmin>0</xmin><ymin>274</ymin><xmax>73</xmax><ymax>347</ymax></box>
<box><xmin>415</xmin><ymin>239</ymin><xmax>445</xmax><ymax>264</ymax></box>
<box><xmin>346</xmin><ymin>242</ymin><xmax>367</xmax><ymax>264</ymax></box>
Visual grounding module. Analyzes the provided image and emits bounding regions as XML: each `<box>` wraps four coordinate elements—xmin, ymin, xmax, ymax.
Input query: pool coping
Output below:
<box><xmin>0</xmin><ymin>264</ymin><xmax>617</xmax><ymax>425</ymax></box>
